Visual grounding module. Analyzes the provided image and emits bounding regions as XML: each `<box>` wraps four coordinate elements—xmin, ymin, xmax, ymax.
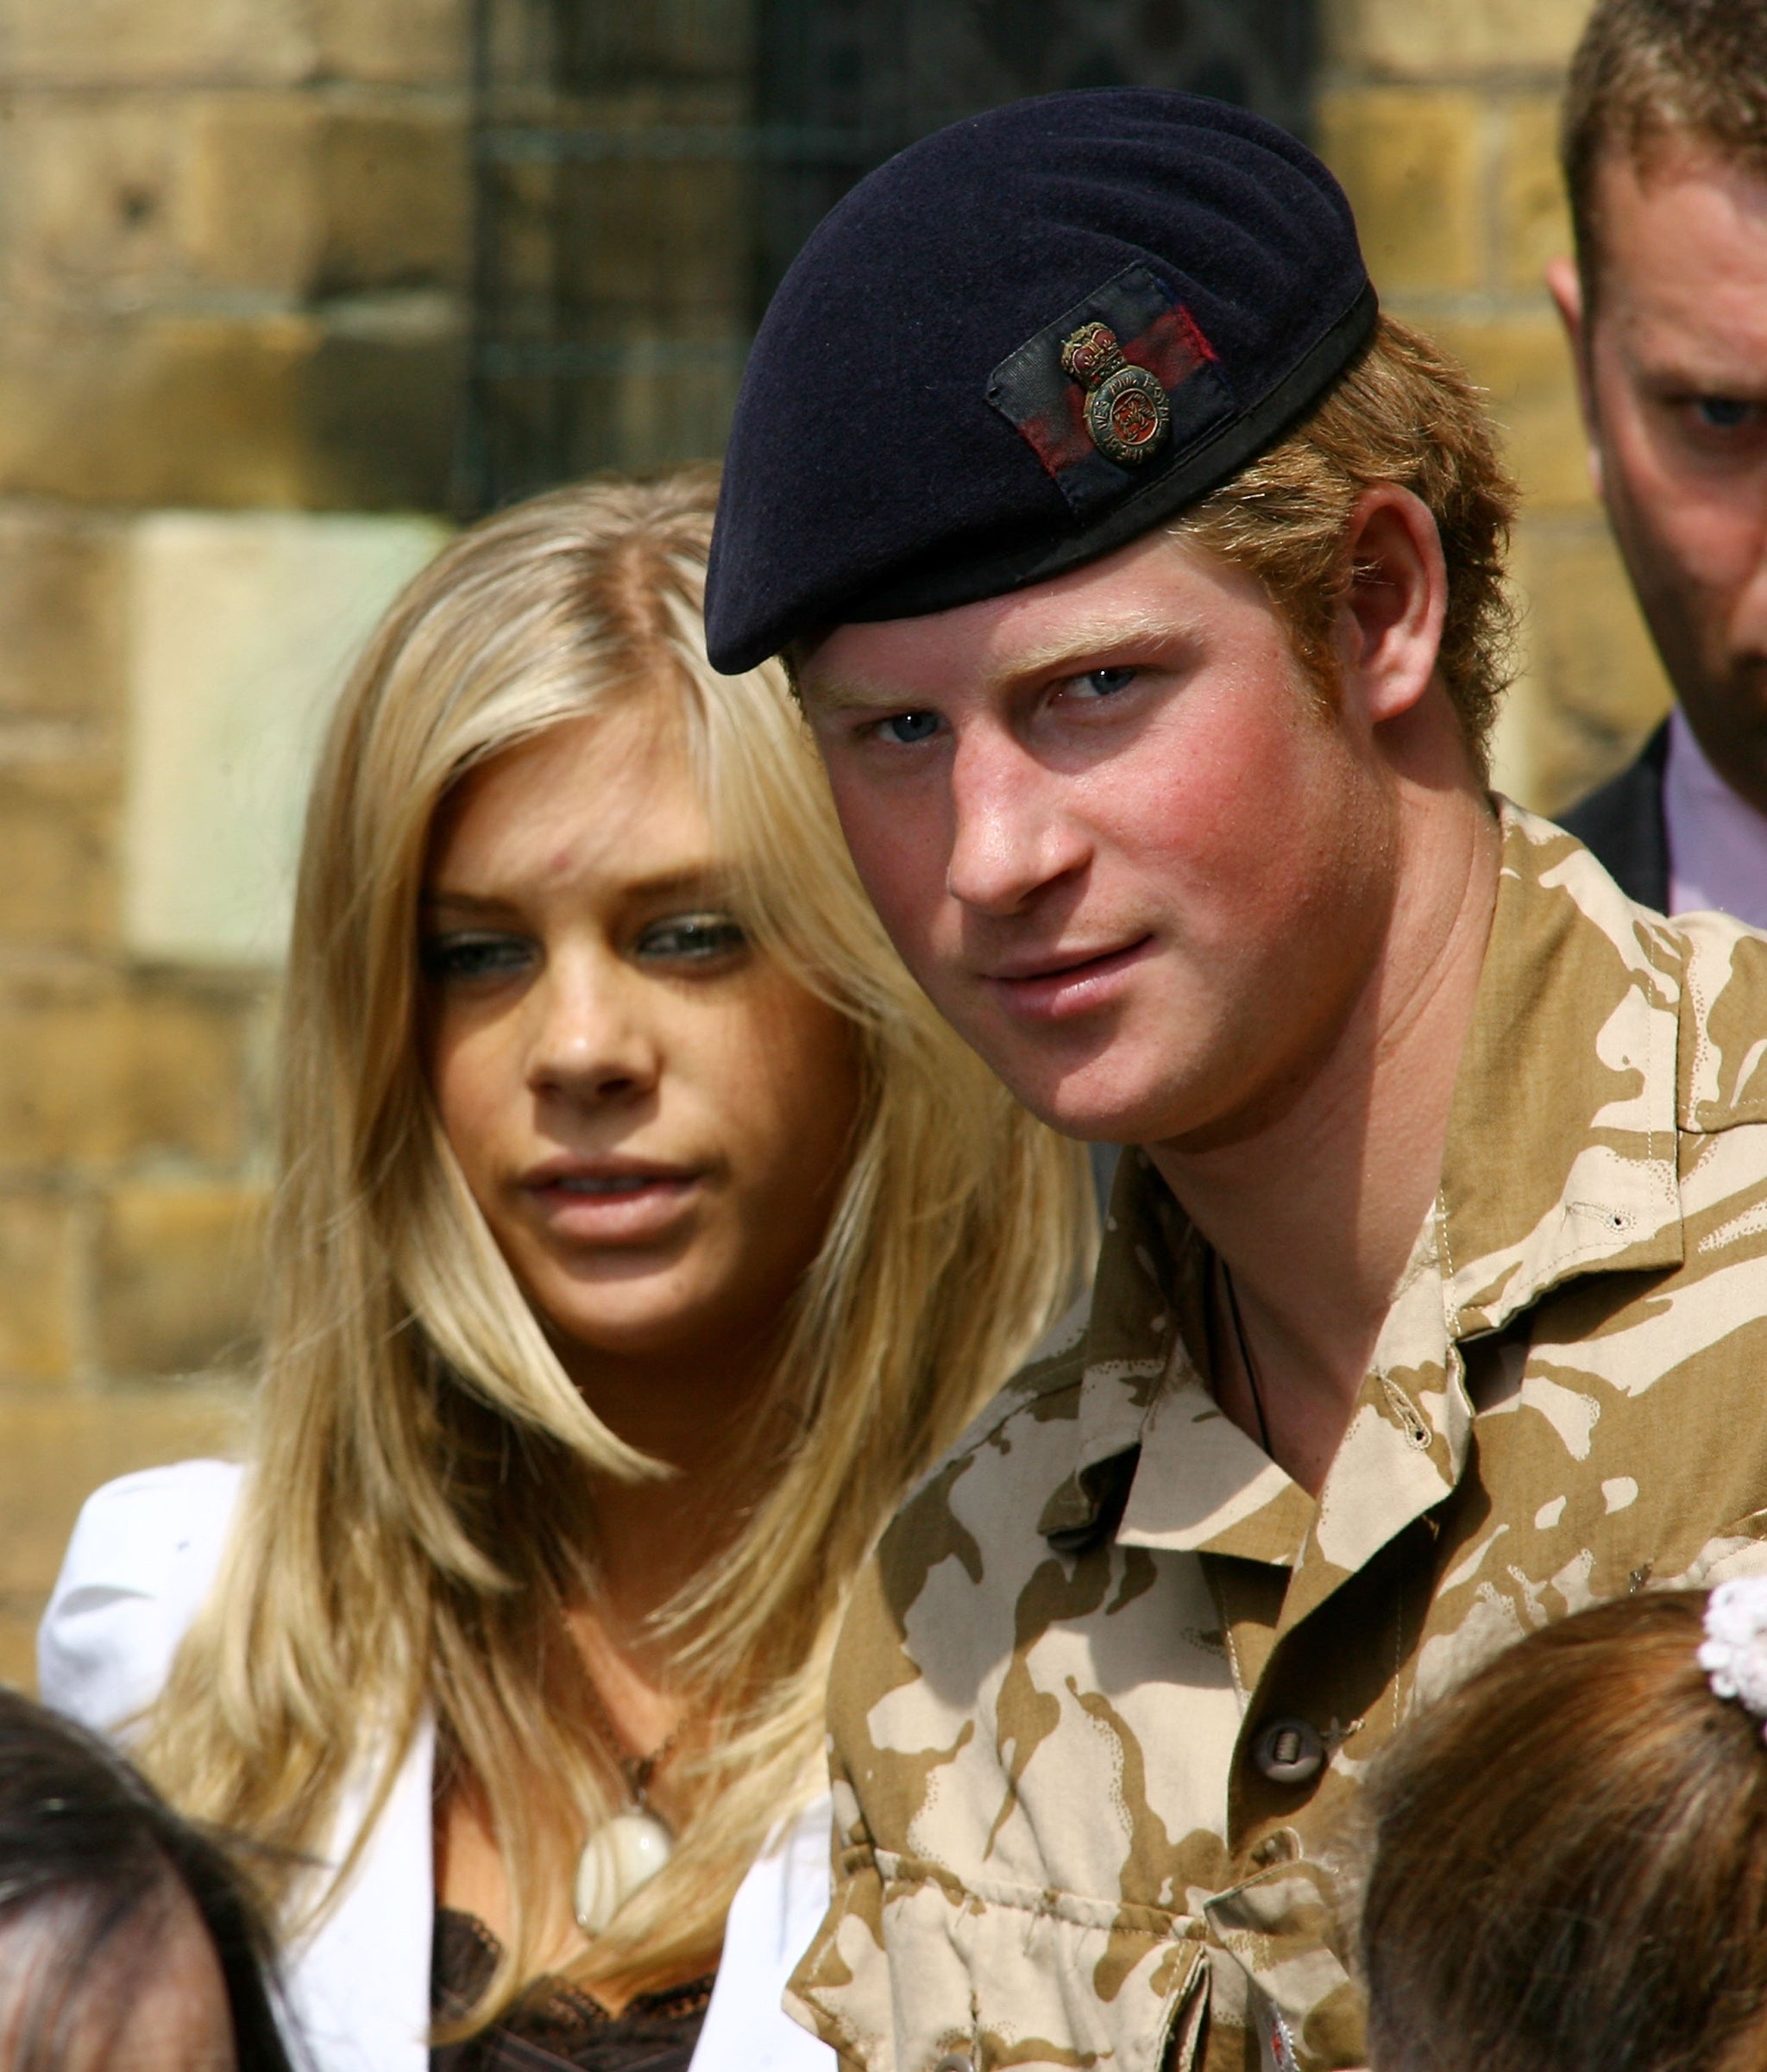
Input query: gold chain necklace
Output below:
<box><xmin>572</xmin><ymin>1674</ymin><xmax>682</xmax><ymax>1937</ymax></box>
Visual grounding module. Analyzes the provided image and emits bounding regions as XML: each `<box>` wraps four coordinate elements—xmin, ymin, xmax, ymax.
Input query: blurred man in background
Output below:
<box><xmin>1553</xmin><ymin>0</ymin><xmax>1767</xmax><ymax>921</ymax></box>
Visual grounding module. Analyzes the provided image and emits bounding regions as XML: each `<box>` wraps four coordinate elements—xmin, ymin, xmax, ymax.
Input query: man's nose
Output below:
<box><xmin>945</xmin><ymin>725</ymin><xmax>1086</xmax><ymax>915</ymax></box>
<box><xmin>524</xmin><ymin>955</ymin><xmax>660</xmax><ymax>1102</ymax></box>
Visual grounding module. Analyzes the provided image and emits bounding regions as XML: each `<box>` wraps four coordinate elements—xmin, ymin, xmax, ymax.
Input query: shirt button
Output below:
<box><xmin>1253</xmin><ymin>1717</ymin><xmax>1325</xmax><ymax>1784</ymax></box>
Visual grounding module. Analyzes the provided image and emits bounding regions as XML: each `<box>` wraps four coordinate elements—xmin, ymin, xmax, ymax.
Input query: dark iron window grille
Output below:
<box><xmin>458</xmin><ymin>0</ymin><xmax>1316</xmax><ymax>514</ymax></box>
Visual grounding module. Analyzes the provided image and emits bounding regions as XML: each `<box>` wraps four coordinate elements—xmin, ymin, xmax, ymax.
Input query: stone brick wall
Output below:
<box><xmin>0</xmin><ymin>0</ymin><xmax>469</xmax><ymax>1686</ymax></box>
<box><xmin>0</xmin><ymin>0</ymin><xmax>1673</xmax><ymax>1692</ymax></box>
<box><xmin>1318</xmin><ymin>0</ymin><xmax>1672</xmax><ymax>811</ymax></box>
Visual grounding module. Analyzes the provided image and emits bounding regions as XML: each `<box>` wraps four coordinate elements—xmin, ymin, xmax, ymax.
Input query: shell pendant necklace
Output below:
<box><xmin>573</xmin><ymin>1681</ymin><xmax>682</xmax><ymax>1937</ymax></box>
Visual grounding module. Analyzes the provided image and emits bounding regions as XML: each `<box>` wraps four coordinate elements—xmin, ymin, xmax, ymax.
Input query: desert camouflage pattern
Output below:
<box><xmin>790</xmin><ymin>803</ymin><xmax>1767</xmax><ymax>2072</ymax></box>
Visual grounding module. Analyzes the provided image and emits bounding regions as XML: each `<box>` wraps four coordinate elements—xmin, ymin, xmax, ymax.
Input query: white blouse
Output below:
<box><xmin>38</xmin><ymin>1459</ymin><xmax>834</xmax><ymax>2072</ymax></box>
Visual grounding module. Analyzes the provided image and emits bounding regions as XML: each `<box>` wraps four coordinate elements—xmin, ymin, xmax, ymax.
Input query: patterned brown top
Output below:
<box><xmin>430</xmin><ymin>1907</ymin><xmax>714</xmax><ymax>2072</ymax></box>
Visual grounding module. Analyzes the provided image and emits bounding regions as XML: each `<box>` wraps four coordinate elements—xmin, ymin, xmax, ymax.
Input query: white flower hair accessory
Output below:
<box><xmin>1699</xmin><ymin>1576</ymin><xmax>1767</xmax><ymax>1732</ymax></box>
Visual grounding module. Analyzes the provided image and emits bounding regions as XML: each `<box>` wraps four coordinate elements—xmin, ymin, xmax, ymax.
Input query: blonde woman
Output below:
<box><xmin>38</xmin><ymin>473</ymin><xmax>1091</xmax><ymax>2072</ymax></box>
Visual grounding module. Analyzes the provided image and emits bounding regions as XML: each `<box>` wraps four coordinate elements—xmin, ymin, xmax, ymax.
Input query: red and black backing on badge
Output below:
<box><xmin>987</xmin><ymin>263</ymin><xmax>1236</xmax><ymax>521</ymax></box>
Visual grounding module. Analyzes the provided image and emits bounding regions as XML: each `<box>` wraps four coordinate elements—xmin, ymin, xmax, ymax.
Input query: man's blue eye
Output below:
<box><xmin>1696</xmin><ymin>397</ymin><xmax>1753</xmax><ymax>429</ymax></box>
<box><xmin>878</xmin><ymin>711</ymin><xmax>940</xmax><ymax>744</ymax></box>
<box><xmin>636</xmin><ymin>914</ymin><xmax>747</xmax><ymax>962</ymax></box>
<box><xmin>1078</xmin><ymin>667</ymin><xmax>1137</xmax><ymax>697</ymax></box>
<box><xmin>420</xmin><ymin>932</ymin><xmax>533</xmax><ymax>983</ymax></box>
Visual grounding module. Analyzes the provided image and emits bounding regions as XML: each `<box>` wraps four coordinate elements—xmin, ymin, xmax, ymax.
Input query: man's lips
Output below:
<box><xmin>979</xmin><ymin>935</ymin><xmax>1155</xmax><ymax>1018</ymax></box>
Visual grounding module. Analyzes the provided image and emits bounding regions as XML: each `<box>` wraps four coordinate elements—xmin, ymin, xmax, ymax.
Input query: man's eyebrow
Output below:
<box><xmin>796</xmin><ymin>673</ymin><xmax>911</xmax><ymax>714</ymax></box>
<box><xmin>1640</xmin><ymin>361</ymin><xmax>1767</xmax><ymax>398</ymax></box>
<box><xmin>1628</xmin><ymin>336</ymin><xmax>1767</xmax><ymax>398</ymax></box>
<box><xmin>801</xmin><ymin>609</ymin><xmax>1190</xmax><ymax>712</ymax></box>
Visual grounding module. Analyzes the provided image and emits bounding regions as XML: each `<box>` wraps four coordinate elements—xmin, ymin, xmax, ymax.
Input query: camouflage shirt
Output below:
<box><xmin>791</xmin><ymin>805</ymin><xmax>1767</xmax><ymax>2072</ymax></box>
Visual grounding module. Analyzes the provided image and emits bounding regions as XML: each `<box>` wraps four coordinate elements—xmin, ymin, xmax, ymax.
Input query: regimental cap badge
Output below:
<box><xmin>1059</xmin><ymin>320</ymin><xmax>1171</xmax><ymax>467</ymax></box>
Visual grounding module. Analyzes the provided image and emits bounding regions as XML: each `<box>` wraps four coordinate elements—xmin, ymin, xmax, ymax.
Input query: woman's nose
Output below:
<box><xmin>523</xmin><ymin>958</ymin><xmax>660</xmax><ymax>1102</ymax></box>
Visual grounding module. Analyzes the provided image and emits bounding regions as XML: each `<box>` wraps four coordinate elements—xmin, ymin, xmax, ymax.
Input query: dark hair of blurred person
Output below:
<box><xmin>1356</xmin><ymin>1590</ymin><xmax>1767</xmax><ymax>2072</ymax></box>
<box><xmin>0</xmin><ymin>1685</ymin><xmax>292</xmax><ymax>2072</ymax></box>
<box><xmin>1551</xmin><ymin>0</ymin><xmax>1767</xmax><ymax>918</ymax></box>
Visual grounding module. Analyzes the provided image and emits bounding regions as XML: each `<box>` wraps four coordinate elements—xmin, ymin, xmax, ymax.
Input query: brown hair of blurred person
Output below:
<box><xmin>1562</xmin><ymin>0</ymin><xmax>1767</xmax><ymax>305</ymax></box>
<box><xmin>1357</xmin><ymin>1592</ymin><xmax>1767</xmax><ymax>2072</ymax></box>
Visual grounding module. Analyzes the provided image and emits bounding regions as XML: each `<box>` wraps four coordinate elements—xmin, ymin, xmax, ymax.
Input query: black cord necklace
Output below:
<box><xmin>1222</xmin><ymin>1260</ymin><xmax>1275</xmax><ymax>1460</ymax></box>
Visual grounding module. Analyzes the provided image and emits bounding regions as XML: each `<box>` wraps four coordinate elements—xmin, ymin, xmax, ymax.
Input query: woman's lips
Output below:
<box><xmin>522</xmin><ymin>1168</ymin><xmax>701</xmax><ymax>1243</ymax></box>
<box><xmin>982</xmin><ymin>936</ymin><xmax>1155</xmax><ymax>1020</ymax></box>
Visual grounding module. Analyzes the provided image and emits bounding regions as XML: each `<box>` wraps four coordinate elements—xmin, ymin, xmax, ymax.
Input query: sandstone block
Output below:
<box><xmin>316</xmin><ymin>103</ymin><xmax>469</xmax><ymax>294</ymax></box>
<box><xmin>1496</xmin><ymin>512</ymin><xmax>1672</xmax><ymax>814</ymax></box>
<box><xmin>0</xmin><ymin>96</ymin><xmax>182</xmax><ymax>317</ymax></box>
<box><xmin>0</xmin><ymin>965</ymin><xmax>262</xmax><ymax>1172</ymax></box>
<box><xmin>0</xmin><ymin>1192</ymin><xmax>78</xmax><ymax>1384</ymax></box>
<box><xmin>0</xmin><ymin>505</ymin><xmax>126</xmax><ymax>722</ymax></box>
<box><xmin>0</xmin><ymin>0</ymin><xmax>315</xmax><ymax>87</ymax></box>
<box><xmin>315</xmin><ymin>0</ymin><xmax>465</xmax><ymax>85</ymax></box>
<box><xmin>123</xmin><ymin>508</ymin><xmax>448</xmax><ymax>964</ymax></box>
<box><xmin>0</xmin><ymin>761</ymin><xmax>120</xmax><ymax>951</ymax></box>
<box><xmin>95</xmin><ymin>1179</ymin><xmax>266</xmax><ymax>1378</ymax></box>
<box><xmin>0</xmin><ymin>91</ymin><xmax>464</xmax><ymax>310</ymax></box>
<box><xmin>181</xmin><ymin>93</ymin><xmax>324</xmax><ymax>298</ymax></box>
<box><xmin>1500</xmin><ymin>92</ymin><xmax>1575</xmax><ymax>292</ymax></box>
<box><xmin>0</xmin><ymin>313</ymin><xmax>318</xmax><ymax>508</ymax></box>
<box><xmin>1318</xmin><ymin>88</ymin><xmax>1486</xmax><ymax>297</ymax></box>
<box><xmin>1328</xmin><ymin>0</ymin><xmax>1596</xmax><ymax>79</ymax></box>
<box><xmin>0</xmin><ymin>1387</ymin><xmax>243</xmax><ymax>1597</ymax></box>
<box><xmin>0</xmin><ymin>310</ymin><xmax>461</xmax><ymax>512</ymax></box>
<box><xmin>1424</xmin><ymin>312</ymin><xmax>1592</xmax><ymax>511</ymax></box>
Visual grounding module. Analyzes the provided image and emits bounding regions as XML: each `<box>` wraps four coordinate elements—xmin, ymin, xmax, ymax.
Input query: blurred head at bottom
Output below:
<box><xmin>0</xmin><ymin>1688</ymin><xmax>289</xmax><ymax>2072</ymax></box>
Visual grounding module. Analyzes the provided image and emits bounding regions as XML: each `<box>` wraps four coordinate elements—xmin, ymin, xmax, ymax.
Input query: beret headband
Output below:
<box><xmin>706</xmin><ymin>88</ymin><xmax>1376</xmax><ymax>675</ymax></box>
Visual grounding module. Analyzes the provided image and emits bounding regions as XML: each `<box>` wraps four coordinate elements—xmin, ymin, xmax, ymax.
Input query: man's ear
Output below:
<box><xmin>1338</xmin><ymin>485</ymin><xmax>1447</xmax><ymax>731</ymax></box>
<box><xmin>1547</xmin><ymin>254</ymin><xmax>1605</xmax><ymax>495</ymax></box>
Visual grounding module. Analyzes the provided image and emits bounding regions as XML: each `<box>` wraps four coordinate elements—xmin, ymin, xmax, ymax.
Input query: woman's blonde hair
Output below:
<box><xmin>138</xmin><ymin>470</ymin><xmax>1092</xmax><ymax>2021</ymax></box>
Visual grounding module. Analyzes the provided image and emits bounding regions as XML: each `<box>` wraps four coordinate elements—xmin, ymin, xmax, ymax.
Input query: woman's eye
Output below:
<box><xmin>1072</xmin><ymin>666</ymin><xmax>1138</xmax><ymax>699</ymax></box>
<box><xmin>419</xmin><ymin>932</ymin><xmax>535</xmax><ymax>983</ymax></box>
<box><xmin>636</xmin><ymin>914</ymin><xmax>748</xmax><ymax>964</ymax></box>
<box><xmin>875</xmin><ymin>710</ymin><xmax>941</xmax><ymax>745</ymax></box>
<box><xmin>1694</xmin><ymin>396</ymin><xmax>1756</xmax><ymax>430</ymax></box>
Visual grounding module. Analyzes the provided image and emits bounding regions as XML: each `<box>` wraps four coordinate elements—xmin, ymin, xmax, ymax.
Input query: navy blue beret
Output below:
<box><xmin>705</xmin><ymin>90</ymin><xmax>1376</xmax><ymax>675</ymax></box>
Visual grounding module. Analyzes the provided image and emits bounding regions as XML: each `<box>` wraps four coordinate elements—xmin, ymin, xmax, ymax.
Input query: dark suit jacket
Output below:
<box><xmin>1556</xmin><ymin>719</ymin><xmax>1670</xmax><ymax>914</ymax></box>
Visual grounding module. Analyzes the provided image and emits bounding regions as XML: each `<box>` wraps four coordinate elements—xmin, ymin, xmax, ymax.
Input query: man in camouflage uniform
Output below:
<box><xmin>705</xmin><ymin>91</ymin><xmax>1767</xmax><ymax>2072</ymax></box>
